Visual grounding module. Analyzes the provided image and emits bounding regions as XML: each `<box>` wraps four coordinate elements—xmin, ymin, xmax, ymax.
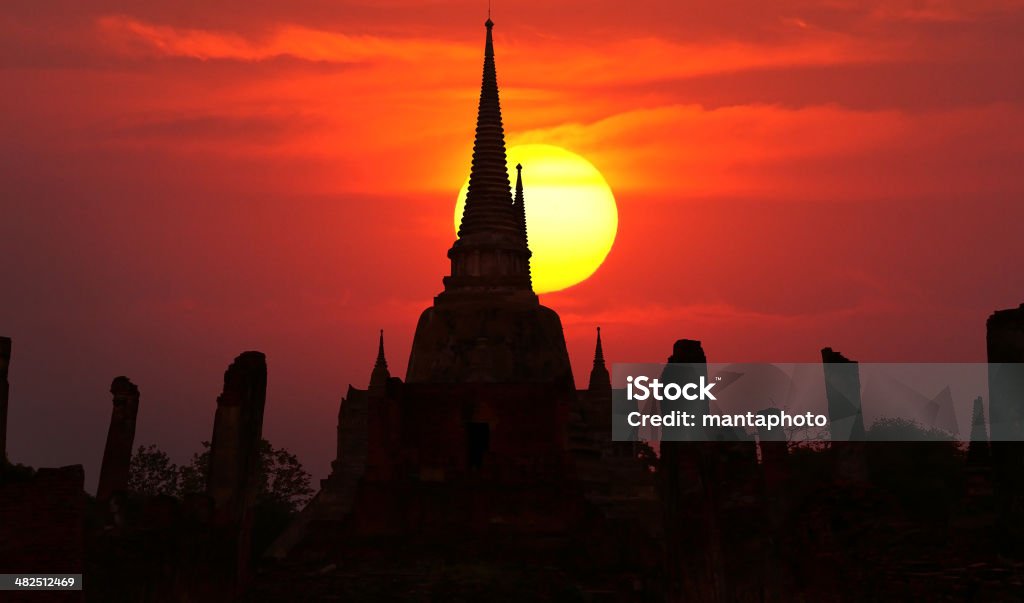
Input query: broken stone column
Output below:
<box><xmin>820</xmin><ymin>347</ymin><xmax>866</xmax><ymax>440</ymax></box>
<box><xmin>1</xmin><ymin>337</ymin><xmax>9</xmax><ymax>465</ymax></box>
<box><xmin>661</xmin><ymin>339</ymin><xmax>709</xmax><ymax>442</ymax></box>
<box><xmin>986</xmin><ymin>303</ymin><xmax>1024</xmax><ymax>554</ymax></box>
<box><xmin>207</xmin><ymin>351</ymin><xmax>267</xmax><ymax>522</ymax></box>
<box><xmin>96</xmin><ymin>377</ymin><xmax>141</xmax><ymax>502</ymax></box>
<box><xmin>201</xmin><ymin>351</ymin><xmax>267</xmax><ymax>597</ymax></box>
<box><xmin>821</xmin><ymin>347</ymin><xmax>867</xmax><ymax>484</ymax></box>
<box><xmin>987</xmin><ymin>304</ymin><xmax>1024</xmax><ymax>442</ymax></box>
<box><xmin>757</xmin><ymin>406</ymin><xmax>794</xmax><ymax>601</ymax></box>
<box><xmin>658</xmin><ymin>339</ymin><xmax>724</xmax><ymax>602</ymax></box>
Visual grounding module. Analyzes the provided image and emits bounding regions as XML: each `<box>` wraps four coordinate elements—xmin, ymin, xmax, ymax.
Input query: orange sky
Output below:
<box><xmin>2</xmin><ymin>0</ymin><xmax>1023</xmax><ymax>487</ymax></box>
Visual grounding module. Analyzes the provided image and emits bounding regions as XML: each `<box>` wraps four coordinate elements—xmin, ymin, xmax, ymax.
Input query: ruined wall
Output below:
<box><xmin>0</xmin><ymin>465</ymin><xmax>85</xmax><ymax>602</ymax></box>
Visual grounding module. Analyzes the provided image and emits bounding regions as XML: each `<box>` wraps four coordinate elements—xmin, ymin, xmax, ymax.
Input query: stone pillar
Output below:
<box><xmin>986</xmin><ymin>303</ymin><xmax>1024</xmax><ymax>554</ymax></box>
<box><xmin>757</xmin><ymin>407</ymin><xmax>793</xmax><ymax>600</ymax></box>
<box><xmin>0</xmin><ymin>337</ymin><xmax>9</xmax><ymax>465</ymax></box>
<box><xmin>207</xmin><ymin>351</ymin><xmax>267</xmax><ymax>522</ymax></box>
<box><xmin>96</xmin><ymin>377</ymin><xmax>140</xmax><ymax>501</ymax></box>
<box><xmin>821</xmin><ymin>347</ymin><xmax>867</xmax><ymax>484</ymax></box>
<box><xmin>820</xmin><ymin>348</ymin><xmax>866</xmax><ymax>440</ymax></box>
<box><xmin>658</xmin><ymin>339</ymin><xmax>723</xmax><ymax>602</ymax></box>
<box><xmin>987</xmin><ymin>304</ymin><xmax>1024</xmax><ymax>441</ymax></box>
<box><xmin>203</xmin><ymin>351</ymin><xmax>267</xmax><ymax>596</ymax></box>
<box><xmin>660</xmin><ymin>340</ymin><xmax>709</xmax><ymax>442</ymax></box>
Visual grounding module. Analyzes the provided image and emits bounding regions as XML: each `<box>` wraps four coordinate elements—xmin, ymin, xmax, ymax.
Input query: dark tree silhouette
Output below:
<box><xmin>256</xmin><ymin>440</ymin><xmax>314</xmax><ymax>512</ymax></box>
<box><xmin>866</xmin><ymin>417</ymin><xmax>956</xmax><ymax>442</ymax></box>
<box><xmin>176</xmin><ymin>439</ymin><xmax>313</xmax><ymax>513</ymax></box>
<box><xmin>127</xmin><ymin>444</ymin><xmax>178</xmax><ymax>496</ymax></box>
<box><xmin>176</xmin><ymin>443</ymin><xmax>207</xmax><ymax>496</ymax></box>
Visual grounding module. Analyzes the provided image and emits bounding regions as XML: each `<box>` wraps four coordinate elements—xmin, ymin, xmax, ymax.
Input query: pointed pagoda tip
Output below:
<box><xmin>588</xmin><ymin>324</ymin><xmax>610</xmax><ymax>390</ymax></box>
<box><xmin>376</xmin><ymin>329</ymin><xmax>387</xmax><ymax>364</ymax></box>
<box><xmin>370</xmin><ymin>328</ymin><xmax>390</xmax><ymax>389</ymax></box>
<box><xmin>516</xmin><ymin>163</ymin><xmax>522</xmax><ymax>171</ymax></box>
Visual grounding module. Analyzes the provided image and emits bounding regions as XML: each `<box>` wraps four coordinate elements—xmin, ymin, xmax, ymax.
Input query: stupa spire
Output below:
<box><xmin>375</xmin><ymin>330</ymin><xmax>387</xmax><ymax>369</ymax></box>
<box><xmin>455</xmin><ymin>18</ymin><xmax>519</xmax><ymax>240</ymax></box>
<box><xmin>588</xmin><ymin>327</ymin><xmax>611</xmax><ymax>391</ymax></box>
<box><xmin>514</xmin><ymin>163</ymin><xmax>526</xmax><ymax>243</ymax></box>
<box><xmin>369</xmin><ymin>329</ymin><xmax>390</xmax><ymax>392</ymax></box>
<box><xmin>514</xmin><ymin>163</ymin><xmax>532</xmax><ymax>287</ymax></box>
<box><xmin>441</xmin><ymin>18</ymin><xmax>533</xmax><ymax>300</ymax></box>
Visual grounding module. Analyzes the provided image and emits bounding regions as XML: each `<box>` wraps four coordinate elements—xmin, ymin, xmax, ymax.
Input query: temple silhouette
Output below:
<box><xmin>3</xmin><ymin>16</ymin><xmax>1024</xmax><ymax>603</ymax></box>
<box><xmin>261</xmin><ymin>16</ymin><xmax>661</xmax><ymax>592</ymax></box>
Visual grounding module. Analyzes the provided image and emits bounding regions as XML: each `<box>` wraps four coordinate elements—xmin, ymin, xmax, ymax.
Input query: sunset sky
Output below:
<box><xmin>2</xmin><ymin>0</ymin><xmax>1023</xmax><ymax>487</ymax></box>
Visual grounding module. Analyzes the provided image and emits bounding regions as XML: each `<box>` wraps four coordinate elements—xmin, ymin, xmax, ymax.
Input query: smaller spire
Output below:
<box><xmin>369</xmin><ymin>329</ymin><xmax>390</xmax><ymax>392</ymax></box>
<box><xmin>375</xmin><ymin>329</ymin><xmax>387</xmax><ymax>371</ymax></box>
<box><xmin>513</xmin><ymin>163</ymin><xmax>532</xmax><ymax>286</ymax></box>
<box><xmin>514</xmin><ymin>163</ymin><xmax>527</xmax><ymax>246</ymax></box>
<box><xmin>588</xmin><ymin>326</ymin><xmax>611</xmax><ymax>391</ymax></box>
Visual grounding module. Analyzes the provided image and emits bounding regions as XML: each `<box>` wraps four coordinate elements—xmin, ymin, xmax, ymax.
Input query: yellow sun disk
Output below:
<box><xmin>454</xmin><ymin>144</ymin><xmax>618</xmax><ymax>294</ymax></box>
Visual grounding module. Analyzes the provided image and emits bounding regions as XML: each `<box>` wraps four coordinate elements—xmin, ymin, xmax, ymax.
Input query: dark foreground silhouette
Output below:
<box><xmin>3</xmin><ymin>18</ymin><xmax>1024</xmax><ymax>603</ymax></box>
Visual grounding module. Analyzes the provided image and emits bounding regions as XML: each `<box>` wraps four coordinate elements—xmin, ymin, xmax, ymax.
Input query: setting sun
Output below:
<box><xmin>454</xmin><ymin>144</ymin><xmax>618</xmax><ymax>294</ymax></box>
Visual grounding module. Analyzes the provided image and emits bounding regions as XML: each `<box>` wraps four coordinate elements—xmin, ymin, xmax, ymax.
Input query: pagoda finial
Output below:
<box><xmin>370</xmin><ymin>329</ymin><xmax>390</xmax><ymax>392</ymax></box>
<box><xmin>441</xmin><ymin>17</ymin><xmax>533</xmax><ymax>299</ymax></box>
<box><xmin>514</xmin><ymin>163</ymin><xmax>531</xmax><ymax>285</ymax></box>
<box><xmin>375</xmin><ymin>329</ymin><xmax>387</xmax><ymax>370</ymax></box>
<box><xmin>453</xmin><ymin>17</ymin><xmax>519</xmax><ymax>242</ymax></box>
<box><xmin>514</xmin><ymin>163</ymin><xmax>528</xmax><ymax>241</ymax></box>
<box><xmin>588</xmin><ymin>326</ymin><xmax>611</xmax><ymax>391</ymax></box>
